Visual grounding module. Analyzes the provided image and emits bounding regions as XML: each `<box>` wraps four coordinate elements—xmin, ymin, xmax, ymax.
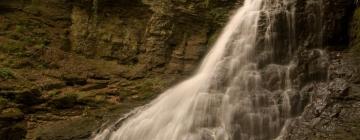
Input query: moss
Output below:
<box><xmin>24</xmin><ymin>4</ymin><xmax>41</xmax><ymax>16</ymax></box>
<box><xmin>15</xmin><ymin>25</ymin><xmax>26</xmax><ymax>33</ymax></box>
<box><xmin>350</xmin><ymin>8</ymin><xmax>360</xmax><ymax>57</ymax></box>
<box><xmin>14</xmin><ymin>88</ymin><xmax>42</xmax><ymax>105</ymax></box>
<box><xmin>207</xmin><ymin>29</ymin><xmax>222</xmax><ymax>46</ymax></box>
<box><xmin>34</xmin><ymin>44</ymin><xmax>47</xmax><ymax>49</ymax></box>
<box><xmin>47</xmin><ymin>91</ymin><xmax>60</xmax><ymax>98</ymax></box>
<box><xmin>94</xmin><ymin>95</ymin><xmax>106</xmax><ymax>103</ymax></box>
<box><xmin>62</xmin><ymin>74</ymin><xmax>87</xmax><ymax>86</ymax></box>
<box><xmin>49</xmin><ymin>93</ymin><xmax>78</xmax><ymax>109</ymax></box>
<box><xmin>77</xmin><ymin>92</ymin><xmax>106</xmax><ymax>107</ymax></box>
<box><xmin>204</xmin><ymin>0</ymin><xmax>210</xmax><ymax>8</ymax></box>
<box><xmin>0</xmin><ymin>41</ymin><xmax>26</xmax><ymax>54</ymax></box>
<box><xmin>0</xmin><ymin>108</ymin><xmax>24</xmax><ymax>120</ymax></box>
<box><xmin>129</xmin><ymin>77</ymin><xmax>168</xmax><ymax>100</ymax></box>
<box><xmin>0</xmin><ymin>97</ymin><xmax>9</xmax><ymax>110</ymax></box>
<box><xmin>208</xmin><ymin>7</ymin><xmax>230</xmax><ymax>24</ymax></box>
<box><xmin>92</xmin><ymin>0</ymin><xmax>99</xmax><ymax>24</ymax></box>
<box><xmin>31</xmin><ymin>115</ymin><xmax>103</xmax><ymax>140</ymax></box>
<box><xmin>0</xmin><ymin>68</ymin><xmax>15</xmax><ymax>79</ymax></box>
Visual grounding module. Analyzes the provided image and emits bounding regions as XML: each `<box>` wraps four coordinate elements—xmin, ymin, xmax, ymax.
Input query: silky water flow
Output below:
<box><xmin>93</xmin><ymin>0</ymin><xmax>307</xmax><ymax>140</ymax></box>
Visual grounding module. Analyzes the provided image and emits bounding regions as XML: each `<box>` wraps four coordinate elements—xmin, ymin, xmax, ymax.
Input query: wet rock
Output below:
<box><xmin>295</xmin><ymin>0</ymin><xmax>355</xmax><ymax>49</ymax></box>
<box><xmin>289</xmin><ymin>84</ymin><xmax>312</xmax><ymax>116</ymax></box>
<box><xmin>282</xmin><ymin>54</ymin><xmax>360</xmax><ymax>140</ymax></box>
<box><xmin>261</xmin><ymin>64</ymin><xmax>287</xmax><ymax>91</ymax></box>
<box><xmin>294</xmin><ymin>49</ymin><xmax>329</xmax><ymax>87</ymax></box>
<box><xmin>322</xmin><ymin>0</ymin><xmax>356</xmax><ymax>48</ymax></box>
<box><xmin>328</xmin><ymin>78</ymin><xmax>350</xmax><ymax>99</ymax></box>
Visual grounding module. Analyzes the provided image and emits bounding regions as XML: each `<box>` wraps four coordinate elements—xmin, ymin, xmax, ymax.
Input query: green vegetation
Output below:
<box><xmin>132</xmin><ymin>77</ymin><xmax>167</xmax><ymax>100</ymax></box>
<box><xmin>0</xmin><ymin>68</ymin><xmax>14</xmax><ymax>79</ymax></box>
<box><xmin>208</xmin><ymin>7</ymin><xmax>229</xmax><ymax>23</ymax></box>
<box><xmin>47</xmin><ymin>91</ymin><xmax>60</xmax><ymax>98</ymax></box>
<box><xmin>204</xmin><ymin>0</ymin><xmax>210</xmax><ymax>8</ymax></box>
<box><xmin>0</xmin><ymin>97</ymin><xmax>8</xmax><ymax>109</ymax></box>
<box><xmin>0</xmin><ymin>108</ymin><xmax>24</xmax><ymax>119</ymax></box>
<box><xmin>15</xmin><ymin>25</ymin><xmax>26</xmax><ymax>33</ymax></box>
<box><xmin>351</xmin><ymin>8</ymin><xmax>360</xmax><ymax>56</ymax></box>
<box><xmin>92</xmin><ymin>0</ymin><xmax>99</xmax><ymax>24</ymax></box>
<box><xmin>77</xmin><ymin>92</ymin><xmax>106</xmax><ymax>107</ymax></box>
<box><xmin>208</xmin><ymin>30</ymin><xmax>221</xmax><ymax>46</ymax></box>
<box><xmin>0</xmin><ymin>41</ymin><xmax>25</xmax><ymax>53</ymax></box>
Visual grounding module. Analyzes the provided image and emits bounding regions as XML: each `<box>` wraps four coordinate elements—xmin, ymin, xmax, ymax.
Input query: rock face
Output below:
<box><xmin>281</xmin><ymin>0</ymin><xmax>359</xmax><ymax>139</ymax></box>
<box><xmin>0</xmin><ymin>0</ymin><xmax>239</xmax><ymax>139</ymax></box>
<box><xmin>294</xmin><ymin>0</ymin><xmax>355</xmax><ymax>49</ymax></box>
<box><xmin>69</xmin><ymin>0</ymin><xmax>238</xmax><ymax>74</ymax></box>
<box><xmin>283</xmin><ymin>54</ymin><xmax>360</xmax><ymax>140</ymax></box>
<box><xmin>0</xmin><ymin>0</ymin><xmax>359</xmax><ymax>140</ymax></box>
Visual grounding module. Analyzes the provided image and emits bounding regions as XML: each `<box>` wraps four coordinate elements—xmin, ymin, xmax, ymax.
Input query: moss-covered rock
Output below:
<box><xmin>350</xmin><ymin>7</ymin><xmax>360</xmax><ymax>56</ymax></box>
<box><xmin>0</xmin><ymin>108</ymin><xmax>24</xmax><ymax>120</ymax></box>
<box><xmin>49</xmin><ymin>93</ymin><xmax>78</xmax><ymax>109</ymax></box>
<box><xmin>0</xmin><ymin>121</ymin><xmax>27</xmax><ymax>140</ymax></box>
<box><xmin>0</xmin><ymin>68</ymin><xmax>15</xmax><ymax>80</ymax></box>
<box><xmin>14</xmin><ymin>88</ymin><xmax>42</xmax><ymax>105</ymax></box>
<box><xmin>61</xmin><ymin>74</ymin><xmax>87</xmax><ymax>86</ymax></box>
<box><xmin>32</xmin><ymin>116</ymin><xmax>101</xmax><ymax>140</ymax></box>
<box><xmin>0</xmin><ymin>97</ymin><xmax>8</xmax><ymax>110</ymax></box>
<box><xmin>77</xmin><ymin>92</ymin><xmax>107</xmax><ymax>107</ymax></box>
<box><xmin>0</xmin><ymin>1</ymin><xmax>237</xmax><ymax>140</ymax></box>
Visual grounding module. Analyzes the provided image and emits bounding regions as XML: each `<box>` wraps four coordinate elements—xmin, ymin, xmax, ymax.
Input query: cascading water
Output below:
<box><xmin>94</xmin><ymin>0</ymin><xmax>298</xmax><ymax>139</ymax></box>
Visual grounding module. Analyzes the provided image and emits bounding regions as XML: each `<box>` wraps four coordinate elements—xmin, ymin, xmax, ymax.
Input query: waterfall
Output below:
<box><xmin>94</xmin><ymin>0</ymin><xmax>297</xmax><ymax>139</ymax></box>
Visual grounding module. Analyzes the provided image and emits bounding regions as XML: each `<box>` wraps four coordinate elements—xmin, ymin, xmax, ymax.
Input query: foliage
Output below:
<box><xmin>0</xmin><ymin>68</ymin><xmax>14</xmax><ymax>79</ymax></box>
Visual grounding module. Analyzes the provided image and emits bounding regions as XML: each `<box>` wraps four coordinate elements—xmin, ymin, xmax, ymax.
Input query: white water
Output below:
<box><xmin>94</xmin><ymin>0</ymin><xmax>296</xmax><ymax>140</ymax></box>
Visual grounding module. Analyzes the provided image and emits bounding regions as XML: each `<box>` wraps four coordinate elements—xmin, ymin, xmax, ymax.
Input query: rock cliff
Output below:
<box><xmin>0</xmin><ymin>0</ymin><xmax>238</xmax><ymax>139</ymax></box>
<box><xmin>0</xmin><ymin>0</ymin><xmax>359</xmax><ymax>140</ymax></box>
